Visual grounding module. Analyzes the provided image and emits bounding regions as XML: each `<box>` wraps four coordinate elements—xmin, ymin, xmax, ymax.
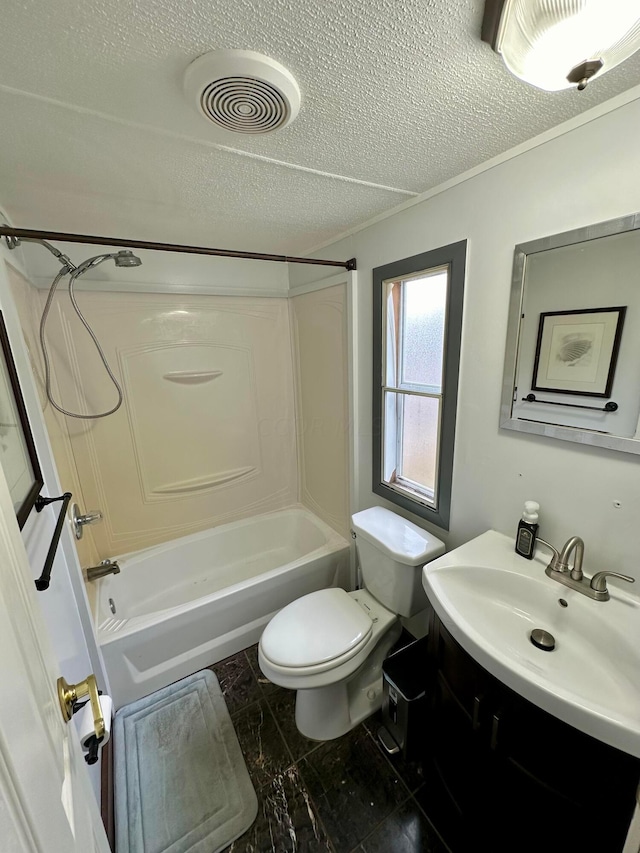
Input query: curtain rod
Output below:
<box><xmin>0</xmin><ymin>226</ymin><xmax>357</xmax><ymax>271</ymax></box>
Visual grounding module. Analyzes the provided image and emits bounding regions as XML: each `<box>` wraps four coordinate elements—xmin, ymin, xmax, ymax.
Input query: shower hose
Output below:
<box><xmin>40</xmin><ymin>266</ymin><xmax>123</xmax><ymax>419</ymax></box>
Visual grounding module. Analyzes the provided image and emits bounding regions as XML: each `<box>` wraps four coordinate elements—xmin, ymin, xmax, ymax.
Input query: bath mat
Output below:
<box><xmin>114</xmin><ymin>669</ymin><xmax>258</xmax><ymax>853</ymax></box>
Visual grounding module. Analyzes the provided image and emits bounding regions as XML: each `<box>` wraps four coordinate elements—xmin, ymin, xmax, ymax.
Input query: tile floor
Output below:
<box><xmin>210</xmin><ymin>644</ymin><xmax>451</xmax><ymax>853</ymax></box>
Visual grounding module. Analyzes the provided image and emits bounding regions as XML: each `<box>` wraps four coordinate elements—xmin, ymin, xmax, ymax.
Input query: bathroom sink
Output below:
<box><xmin>422</xmin><ymin>530</ymin><xmax>640</xmax><ymax>758</ymax></box>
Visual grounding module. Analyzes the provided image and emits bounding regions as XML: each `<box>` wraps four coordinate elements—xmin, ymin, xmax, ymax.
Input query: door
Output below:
<box><xmin>0</xmin><ymin>461</ymin><xmax>110</xmax><ymax>850</ymax></box>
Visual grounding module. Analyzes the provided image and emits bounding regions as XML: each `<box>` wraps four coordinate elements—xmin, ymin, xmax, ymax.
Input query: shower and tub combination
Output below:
<box><xmin>2</xmin><ymin>224</ymin><xmax>355</xmax><ymax>711</ymax></box>
<box><xmin>96</xmin><ymin>507</ymin><xmax>350</xmax><ymax>708</ymax></box>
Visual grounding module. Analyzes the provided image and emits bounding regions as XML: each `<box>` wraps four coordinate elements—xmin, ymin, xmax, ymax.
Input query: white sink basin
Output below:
<box><xmin>422</xmin><ymin>530</ymin><xmax>640</xmax><ymax>758</ymax></box>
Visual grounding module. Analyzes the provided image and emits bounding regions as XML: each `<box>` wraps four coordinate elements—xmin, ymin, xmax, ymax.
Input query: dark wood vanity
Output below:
<box><xmin>420</xmin><ymin>612</ymin><xmax>640</xmax><ymax>853</ymax></box>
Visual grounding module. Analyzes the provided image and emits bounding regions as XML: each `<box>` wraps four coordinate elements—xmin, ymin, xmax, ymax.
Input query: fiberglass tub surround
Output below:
<box><xmin>97</xmin><ymin>507</ymin><xmax>350</xmax><ymax>709</ymax></box>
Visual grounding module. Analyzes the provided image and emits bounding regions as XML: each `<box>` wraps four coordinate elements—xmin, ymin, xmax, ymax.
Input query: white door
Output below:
<box><xmin>0</xmin><ymin>463</ymin><xmax>110</xmax><ymax>850</ymax></box>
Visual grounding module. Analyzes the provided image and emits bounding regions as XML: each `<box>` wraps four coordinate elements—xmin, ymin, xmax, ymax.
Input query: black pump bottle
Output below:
<box><xmin>515</xmin><ymin>501</ymin><xmax>539</xmax><ymax>559</ymax></box>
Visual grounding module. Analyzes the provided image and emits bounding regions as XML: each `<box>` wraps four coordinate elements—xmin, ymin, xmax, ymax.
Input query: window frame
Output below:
<box><xmin>372</xmin><ymin>241</ymin><xmax>467</xmax><ymax>530</ymax></box>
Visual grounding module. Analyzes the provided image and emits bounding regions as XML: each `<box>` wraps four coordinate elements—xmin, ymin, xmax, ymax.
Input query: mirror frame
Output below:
<box><xmin>500</xmin><ymin>211</ymin><xmax>640</xmax><ymax>455</ymax></box>
<box><xmin>0</xmin><ymin>310</ymin><xmax>44</xmax><ymax>527</ymax></box>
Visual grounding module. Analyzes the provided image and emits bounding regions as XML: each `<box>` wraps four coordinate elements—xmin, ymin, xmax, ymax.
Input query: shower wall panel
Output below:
<box><xmin>290</xmin><ymin>284</ymin><xmax>349</xmax><ymax>538</ymax></box>
<box><xmin>7</xmin><ymin>264</ymin><xmax>102</xmax><ymax>578</ymax></box>
<box><xmin>23</xmin><ymin>289</ymin><xmax>297</xmax><ymax>557</ymax></box>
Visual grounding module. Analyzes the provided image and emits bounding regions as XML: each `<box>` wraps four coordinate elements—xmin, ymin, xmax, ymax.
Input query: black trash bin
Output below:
<box><xmin>378</xmin><ymin>635</ymin><xmax>430</xmax><ymax>760</ymax></box>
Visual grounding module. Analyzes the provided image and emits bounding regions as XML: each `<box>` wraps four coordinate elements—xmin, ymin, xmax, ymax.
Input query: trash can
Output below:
<box><xmin>378</xmin><ymin>635</ymin><xmax>430</xmax><ymax>760</ymax></box>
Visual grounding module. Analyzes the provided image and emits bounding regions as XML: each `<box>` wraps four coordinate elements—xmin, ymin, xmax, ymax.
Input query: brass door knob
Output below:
<box><xmin>57</xmin><ymin>674</ymin><xmax>105</xmax><ymax>739</ymax></box>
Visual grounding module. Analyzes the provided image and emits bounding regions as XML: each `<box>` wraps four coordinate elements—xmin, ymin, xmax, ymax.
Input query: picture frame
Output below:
<box><xmin>0</xmin><ymin>311</ymin><xmax>43</xmax><ymax>528</ymax></box>
<box><xmin>531</xmin><ymin>306</ymin><xmax>626</xmax><ymax>398</ymax></box>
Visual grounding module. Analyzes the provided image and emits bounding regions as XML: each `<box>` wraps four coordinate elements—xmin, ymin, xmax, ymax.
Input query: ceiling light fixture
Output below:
<box><xmin>481</xmin><ymin>0</ymin><xmax>640</xmax><ymax>92</ymax></box>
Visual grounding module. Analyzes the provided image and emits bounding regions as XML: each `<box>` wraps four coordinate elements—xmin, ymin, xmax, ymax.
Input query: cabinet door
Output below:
<box><xmin>426</xmin><ymin>616</ymin><xmax>496</xmax><ymax>821</ymax></box>
<box><xmin>426</xmin><ymin>615</ymin><xmax>640</xmax><ymax>853</ymax></box>
<box><xmin>489</xmin><ymin>690</ymin><xmax>638</xmax><ymax>853</ymax></box>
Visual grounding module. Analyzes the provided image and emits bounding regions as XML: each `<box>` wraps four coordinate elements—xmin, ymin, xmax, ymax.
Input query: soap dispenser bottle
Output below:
<box><xmin>515</xmin><ymin>501</ymin><xmax>539</xmax><ymax>559</ymax></box>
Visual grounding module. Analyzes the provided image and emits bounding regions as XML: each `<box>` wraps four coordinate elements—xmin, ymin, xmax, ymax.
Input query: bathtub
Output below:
<box><xmin>96</xmin><ymin>507</ymin><xmax>351</xmax><ymax>708</ymax></box>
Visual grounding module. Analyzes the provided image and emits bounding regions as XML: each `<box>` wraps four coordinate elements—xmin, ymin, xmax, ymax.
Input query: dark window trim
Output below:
<box><xmin>372</xmin><ymin>240</ymin><xmax>467</xmax><ymax>530</ymax></box>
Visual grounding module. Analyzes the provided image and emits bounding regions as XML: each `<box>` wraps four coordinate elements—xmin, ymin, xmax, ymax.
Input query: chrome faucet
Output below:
<box><xmin>85</xmin><ymin>559</ymin><xmax>120</xmax><ymax>582</ymax></box>
<box><xmin>556</xmin><ymin>535</ymin><xmax>585</xmax><ymax>581</ymax></box>
<box><xmin>535</xmin><ymin>536</ymin><xmax>634</xmax><ymax>601</ymax></box>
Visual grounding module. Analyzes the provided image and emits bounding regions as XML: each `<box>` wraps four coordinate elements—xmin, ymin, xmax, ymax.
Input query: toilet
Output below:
<box><xmin>258</xmin><ymin>506</ymin><xmax>445</xmax><ymax>741</ymax></box>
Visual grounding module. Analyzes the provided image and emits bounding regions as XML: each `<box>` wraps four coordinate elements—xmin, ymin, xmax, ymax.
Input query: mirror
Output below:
<box><xmin>0</xmin><ymin>311</ymin><xmax>43</xmax><ymax>526</ymax></box>
<box><xmin>500</xmin><ymin>212</ymin><xmax>640</xmax><ymax>455</ymax></box>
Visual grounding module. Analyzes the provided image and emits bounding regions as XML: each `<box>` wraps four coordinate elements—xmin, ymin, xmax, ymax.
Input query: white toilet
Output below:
<box><xmin>258</xmin><ymin>506</ymin><xmax>445</xmax><ymax>741</ymax></box>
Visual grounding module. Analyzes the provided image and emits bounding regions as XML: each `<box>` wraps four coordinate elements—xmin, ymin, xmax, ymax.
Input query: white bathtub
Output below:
<box><xmin>96</xmin><ymin>507</ymin><xmax>351</xmax><ymax>708</ymax></box>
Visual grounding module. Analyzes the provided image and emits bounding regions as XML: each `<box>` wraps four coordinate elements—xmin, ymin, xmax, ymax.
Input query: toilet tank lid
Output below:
<box><xmin>351</xmin><ymin>507</ymin><xmax>445</xmax><ymax>565</ymax></box>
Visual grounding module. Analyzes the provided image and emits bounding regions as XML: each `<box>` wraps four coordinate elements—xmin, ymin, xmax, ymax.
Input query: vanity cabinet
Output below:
<box><xmin>423</xmin><ymin>612</ymin><xmax>639</xmax><ymax>853</ymax></box>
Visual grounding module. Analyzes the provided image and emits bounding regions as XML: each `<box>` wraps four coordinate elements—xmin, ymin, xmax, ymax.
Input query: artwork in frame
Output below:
<box><xmin>531</xmin><ymin>306</ymin><xmax>626</xmax><ymax>398</ymax></box>
<box><xmin>0</xmin><ymin>311</ymin><xmax>43</xmax><ymax>528</ymax></box>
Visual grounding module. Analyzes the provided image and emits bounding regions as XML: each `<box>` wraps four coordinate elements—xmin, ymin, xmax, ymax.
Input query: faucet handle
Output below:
<box><xmin>535</xmin><ymin>537</ymin><xmax>561</xmax><ymax>571</ymax></box>
<box><xmin>71</xmin><ymin>503</ymin><xmax>103</xmax><ymax>540</ymax></box>
<box><xmin>589</xmin><ymin>571</ymin><xmax>635</xmax><ymax>598</ymax></box>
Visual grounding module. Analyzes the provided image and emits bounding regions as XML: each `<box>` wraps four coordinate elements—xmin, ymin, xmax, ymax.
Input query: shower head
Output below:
<box><xmin>114</xmin><ymin>250</ymin><xmax>142</xmax><ymax>268</ymax></box>
<box><xmin>75</xmin><ymin>250</ymin><xmax>143</xmax><ymax>276</ymax></box>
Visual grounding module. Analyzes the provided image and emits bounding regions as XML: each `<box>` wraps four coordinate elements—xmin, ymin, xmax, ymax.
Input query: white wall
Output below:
<box><xmin>290</xmin><ymin>95</ymin><xmax>640</xmax><ymax>590</ymax></box>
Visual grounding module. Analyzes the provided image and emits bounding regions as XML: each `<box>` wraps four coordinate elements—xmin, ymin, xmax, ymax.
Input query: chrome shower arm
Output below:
<box><xmin>2</xmin><ymin>227</ymin><xmax>77</xmax><ymax>271</ymax></box>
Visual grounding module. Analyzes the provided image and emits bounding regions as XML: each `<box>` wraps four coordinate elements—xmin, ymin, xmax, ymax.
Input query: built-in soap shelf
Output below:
<box><xmin>152</xmin><ymin>466</ymin><xmax>256</xmax><ymax>495</ymax></box>
<box><xmin>162</xmin><ymin>370</ymin><xmax>223</xmax><ymax>384</ymax></box>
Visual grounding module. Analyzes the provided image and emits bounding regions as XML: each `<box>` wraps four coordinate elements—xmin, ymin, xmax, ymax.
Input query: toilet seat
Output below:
<box><xmin>259</xmin><ymin>588</ymin><xmax>373</xmax><ymax>672</ymax></box>
<box><xmin>258</xmin><ymin>587</ymin><xmax>399</xmax><ymax>693</ymax></box>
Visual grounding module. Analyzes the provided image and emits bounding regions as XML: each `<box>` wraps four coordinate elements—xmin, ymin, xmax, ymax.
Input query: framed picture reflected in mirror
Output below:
<box><xmin>531</xmin><ymin>306</ymin><xmax>626</xmax><ymax>398</ymax></box>
<box><xmin>0</xmin><ymin>311</ymin><xmax>43</xmax><ymax>528</ymax></box>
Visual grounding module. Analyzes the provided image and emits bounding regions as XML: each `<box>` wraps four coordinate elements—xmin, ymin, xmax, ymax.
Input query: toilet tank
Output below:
<box><xmin>351</xmin><ymin>507</ymin><xmax>446</xmax><ymax>617</ymax></box>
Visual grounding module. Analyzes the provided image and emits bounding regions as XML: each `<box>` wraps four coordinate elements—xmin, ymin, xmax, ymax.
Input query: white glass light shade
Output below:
<box><xmin>495</xmin><ymin>0</ymin><xmax>640</xmax><ymax>91</ymax></box>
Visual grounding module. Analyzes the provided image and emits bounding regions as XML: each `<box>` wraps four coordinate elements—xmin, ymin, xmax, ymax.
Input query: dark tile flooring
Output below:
<box><xmin>209</xmin><ymin>644</ymin><xmax>451</xmax><ymax>853</ymax></box>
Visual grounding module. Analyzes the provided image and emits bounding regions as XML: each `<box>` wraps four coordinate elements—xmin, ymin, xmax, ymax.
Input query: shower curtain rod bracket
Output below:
<box><xmin>0</xmin><ymin>225</ymin><xmax>356</xmax><ymax>271</ymax></box>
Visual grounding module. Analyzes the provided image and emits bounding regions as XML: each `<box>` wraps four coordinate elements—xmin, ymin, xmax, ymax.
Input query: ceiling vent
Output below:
<box><xmin>184</xmin><ymin>49</ymin><xmax>301</xmax><ymax>134</ymax></box>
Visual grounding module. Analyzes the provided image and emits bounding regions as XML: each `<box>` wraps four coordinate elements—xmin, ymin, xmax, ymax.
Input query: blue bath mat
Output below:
<box><xmin>114</xmin><ymin>669</ymin><xmax>258</xmax><ymax>853</ymax></box>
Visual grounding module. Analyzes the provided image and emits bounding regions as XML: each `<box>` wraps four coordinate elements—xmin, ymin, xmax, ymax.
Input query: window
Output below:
<box><xmin>372</xmin><ymin>241</ymin><xmax>466</xmax><ymax>529</ymax></box>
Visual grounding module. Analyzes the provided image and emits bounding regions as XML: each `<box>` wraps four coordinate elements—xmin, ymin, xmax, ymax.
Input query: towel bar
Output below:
<box><xmin>34</xmin><ymin>492</ymin><xmax>72</xmax><ymax>591</ymax></box>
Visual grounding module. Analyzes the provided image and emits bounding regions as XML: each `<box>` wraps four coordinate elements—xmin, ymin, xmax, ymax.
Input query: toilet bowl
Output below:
<box><xmin>258</xmin><ymin>506</ymin><xmax>445</xmax><ymax>741</ymax></box>
<box><xmin>259</xmin><ymin>587</ymin><xmax>402</xmax><ymax>740</ymax></box>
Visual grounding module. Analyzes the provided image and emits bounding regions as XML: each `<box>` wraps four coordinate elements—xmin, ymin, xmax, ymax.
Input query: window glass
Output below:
<box><xmin>382</xmin><ymin>391</ymin><xmax>440</xmax><ymax>500</ymax></box>
<box><xmin>382</xmin><ymin>269</ymin><xmax>445</xmax><ymax>506</ymax></box>
<box><xmin>398</xmin><ymin>393</ymin><xmax>440</xmax><ymax>495</ymax></box>
<box><xmin>400</xmin><ymin>271</ymin><xmax>447</xmax><ymax>390</ymax></box>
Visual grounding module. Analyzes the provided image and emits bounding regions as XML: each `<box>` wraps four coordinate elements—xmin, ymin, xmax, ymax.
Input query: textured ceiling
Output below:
<box><xmin>0</xmin><ymin>0</ymin><xmax>639</xmax><ymax>256</ymax></box>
